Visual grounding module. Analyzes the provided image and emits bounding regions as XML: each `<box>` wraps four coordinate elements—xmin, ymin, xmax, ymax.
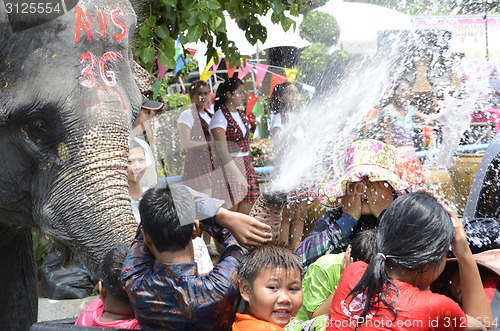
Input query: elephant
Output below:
<box><xmin>0</xmin><ymin>0</ymin><xmax>146</xmax><ymax>329</ymax></box>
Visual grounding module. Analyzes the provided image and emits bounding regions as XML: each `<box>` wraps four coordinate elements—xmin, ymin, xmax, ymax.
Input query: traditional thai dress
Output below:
<box><xmin>211</xmin><ymin>106</ymin><xmax>260</xmax><ymax>205</ymax></box>
<box><xmin>178</xmin><ymin>107</ymin><xmax>214</xmax><ymax>192</ymax></box>
<box><xmin>377</xmin><ymin>105</ymin><xmax>426</xmax><ymax>190</ymax></box>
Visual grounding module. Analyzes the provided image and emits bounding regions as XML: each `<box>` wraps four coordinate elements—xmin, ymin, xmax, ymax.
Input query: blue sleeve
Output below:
<box><xmin>336</xmin><ymin>213</ymin><xmax>357</xmax><ymax>238</ymax></box>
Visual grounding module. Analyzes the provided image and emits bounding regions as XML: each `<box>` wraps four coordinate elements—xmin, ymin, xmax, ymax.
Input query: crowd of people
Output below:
<box><xmin>72</xmin><ymin>75</ymin><xmax>500</xmax><ymax>330</ymax></box>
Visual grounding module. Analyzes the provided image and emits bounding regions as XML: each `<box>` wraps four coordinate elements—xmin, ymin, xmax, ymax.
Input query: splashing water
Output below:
<box><xmin>270</xmin><ymin>31</ymin><xmax>493</xmax><ymax>206</ymax></box>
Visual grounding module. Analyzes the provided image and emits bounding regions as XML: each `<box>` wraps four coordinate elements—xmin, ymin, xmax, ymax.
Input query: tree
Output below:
<box><xmin>299</xmin><ymin>10</ymin><xmax>340</xmax><ymax>46</ymax></box>
<box><xmin>295</xmin><ymin>10</ymin><xmax>348</xmax><ymax>87</ymax></box>
<box><xmin>134</xmin><ymin>0</ymin><xmax>328</xmax><ymax>73</ymax></box>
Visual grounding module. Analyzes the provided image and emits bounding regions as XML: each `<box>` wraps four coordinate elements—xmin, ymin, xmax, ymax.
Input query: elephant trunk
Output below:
<box><xmin>38</xmin><ymin>116</ymin><xmax>137</xmax><ymax>274</ymax></box>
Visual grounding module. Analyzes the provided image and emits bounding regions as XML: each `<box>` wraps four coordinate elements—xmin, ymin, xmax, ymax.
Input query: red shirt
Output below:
<box><xmin>75</xmin><ymin>298</ymin><xmax>140</xmax><ymax>329</ymax></box>
<box><xmin>328</xmin><ymin>262</ymin><xmax>467</xmax><ymax>331</ymax></box>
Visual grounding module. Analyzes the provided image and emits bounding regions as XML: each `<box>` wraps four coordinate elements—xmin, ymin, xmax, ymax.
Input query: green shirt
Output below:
<box><xmin>295</xmin><ymin>252</ymin><xmax>345</xmax><ymax>321</ymax></box>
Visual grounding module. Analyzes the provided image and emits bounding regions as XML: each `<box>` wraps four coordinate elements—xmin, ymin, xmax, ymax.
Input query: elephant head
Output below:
<box><xmin>0</xmin><ymin>0</ymin><xmax>144</xmax><ymax>328</ymax></box>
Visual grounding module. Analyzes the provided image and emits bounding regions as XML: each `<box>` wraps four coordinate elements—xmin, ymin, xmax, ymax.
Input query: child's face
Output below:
<box><xmin>127</xmin><ymin>147</ymin><xmax>146</xmax><ymax>183</ymax></box>
<box><xmin>241</xmin><ymin>267</ymin><xmax>303</xmax><ymax>327</ymax></box>
<box><xmin>282</xmin><ymin>85</ymin><xmax>300</xmax><ymax>110</ymax></box>
<box><xmin>191</xmin><ymin>85</ymin><xmax>210</xmax><ymax>110</ymax></box>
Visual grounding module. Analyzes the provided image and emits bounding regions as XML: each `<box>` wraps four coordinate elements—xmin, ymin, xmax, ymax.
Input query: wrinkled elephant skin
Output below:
<box><xmin>0</xmin><ymin>1</ymin><xmax>142</xmax><ymax>329</ymax></box>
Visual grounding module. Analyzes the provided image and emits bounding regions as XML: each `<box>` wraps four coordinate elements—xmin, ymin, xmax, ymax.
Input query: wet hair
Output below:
<box><xmin>139</xmin><ymin>184</ymin><xmax>196</xmax><ymax>252</ymax></box>
<box><xmin>350</xmin><ymin>229</ymin><xmax>377</xmax><ymax>263</ymax></box>
<box><xmin>270</xmin><ymin>81</ymin><xmax>294</xmax><ymax>113</ymax></box>
<box><xmin>214</xmin><ymin>77</ymin><xmax>244</xmax><ymax>112</ymax></box>
<box><xmin>188</xmin><ymin>80</ymin><xmax>208</xmax><ymax>99</ymax></box>
<box><xmin>347</xmin><ymin>192</ymin><xmax>454</xmax><ymax>328</ymax></box>
<box><xmin>101</xmin><ymin>243</ymin><xmax>130</xmax><ymax>303</ymax></box>
<box><xmin>239</xmin><ymin>244</ymin><xmax>303</xmax><ymax>289</ymax></box>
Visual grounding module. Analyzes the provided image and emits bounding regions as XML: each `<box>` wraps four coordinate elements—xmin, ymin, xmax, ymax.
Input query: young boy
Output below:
<box><xmin>75</xmin><ymin>243</ymin><xmax>139</xmax><ymax>329</ymax></box>
<box><xmin>234</xmin><ymin>244</ymin><xmax>305</xmax><ymax>330</ymax></box>
<box><xmin>121</xmin><ymin>184</ymin><xmax>272</xmax><ymax>330</ymax></box>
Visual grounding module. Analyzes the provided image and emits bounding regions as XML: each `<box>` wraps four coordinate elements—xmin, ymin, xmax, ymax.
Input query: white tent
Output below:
<box><xmin>316</xmin><ymin>0</ymin><xmax>413</xmax><ymax>54</ymax></box>
<box><xmin>191</xmin><ymin>1</ymin><xmax>413</xmax><ymax>71</ymax></box>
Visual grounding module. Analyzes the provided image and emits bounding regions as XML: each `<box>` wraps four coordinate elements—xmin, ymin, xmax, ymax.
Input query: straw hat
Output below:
<box><xmin>319</xmin><ymin>139</ymin><xmax>411</xmax><ymax>206</ymax></box>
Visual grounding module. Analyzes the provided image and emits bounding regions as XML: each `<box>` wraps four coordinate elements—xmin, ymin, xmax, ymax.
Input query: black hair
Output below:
<box><xmin>350</xmin><ymin>228</ymin><xmax>377</xmax><ymax>264</ymax></box>
<box><xmin>139</xmin><ymin>184</ymin><xmax>196</xmax><ymax>252</ymax></box>
<box><xmin>346</xmin><ymin>191</ymin><xmax>454</xmax><ymax>328</ymax></box>
<box><xmin>101</xmin><ymin>243</ymin><xmax>130</xmax><ymax>303</ymax></box>
<box><xmin>214</xmin><ymin>77</ymin><xmax>244</xmax><ymax>112</ymax></box>
<box><xmin>239</xmin><ymin>244</ymin><xmax>303</xmax><ymax>289</ymax></box>
<box><xmin>270</xmin><ymin>81</ymin><xmax>294</xmax><ymax>114</ymax></box>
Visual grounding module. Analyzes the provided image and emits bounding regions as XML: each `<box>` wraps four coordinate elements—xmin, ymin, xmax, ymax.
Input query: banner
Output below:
<box><xmin>269</xmin><ymin>72</ymin><xmax>288</xmax><ymax>96</ymax></box>
<box><xmin>238</xmin><ymin>61</ymin><xmax>254</xmax><ymax>80</ymax></box>
<box><xmin>227</xmin><ymin>66</ymin><xmax>237</xmax><ymax>78</ymax></box>
<box><xmin>284</xmin><ymin>68</ymin><xmax>298</xmax><ymax>83</ymax></box>
<box><xmin>200</xmin><ymin>57</ymin><xmax>215</xmax><ymax>82</ymax></box>
<box><xmin>254</xmin><ymin>63</ymin><xmax>269</xmax><ymax>87</ymax></box>
<box><xmin>212</xmin><ymin>55</ymin><xmax>223</xmax><ymax>74</ymax></box>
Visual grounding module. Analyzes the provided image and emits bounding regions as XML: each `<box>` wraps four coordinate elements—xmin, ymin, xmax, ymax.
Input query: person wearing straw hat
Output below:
<box><xmin>296</xmin><ymin>139</ymin><xmax>410</xmax><ymax>271</ymax></box>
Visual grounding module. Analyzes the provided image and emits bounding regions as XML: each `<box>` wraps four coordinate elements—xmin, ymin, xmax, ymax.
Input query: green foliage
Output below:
<box><xmin>299</xmin><ymin>11</ymin><xmax>340</xmax><ymax>46</ymax></box>
<box><xmin>164</xmin><ymin>93</ymin><xmax>191</xmax><ymax>112</ymax></box>
<box><xmin>33</xmin><ymin>232</ymin><xmax>51</xmax><ymax>270</ymax></box>
<box><xmin>296</xmin><ymin>10</ymin><xmax>348</xmax><ymax>87</ymax></box>
<box><xmin>134</xmin><ymin>0</ymin><xmax>328</xmax><ymax>72</ymax></box>
<box><xmin>296</xmin><ymin>43</ymin><xmax>348</xmax><ymax>86</ymax></box>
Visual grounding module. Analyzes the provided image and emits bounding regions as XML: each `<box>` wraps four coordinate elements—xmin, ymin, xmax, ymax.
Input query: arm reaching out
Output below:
<box><xmin>444</xmin><ymin>205</ymin><xmax>494</xmax><ymax>330</ymax></box>
<box><xmin>214</xmin><ymin>208</ymin><xmax>272</xmax><ymax>249</ymax></box>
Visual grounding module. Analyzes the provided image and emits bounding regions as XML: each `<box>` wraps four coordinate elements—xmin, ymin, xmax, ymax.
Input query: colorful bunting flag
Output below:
<box><xmin>227</xmin><ymin>66</ymin><xmax>237</xmax><ymax>78</ymax></box>
<box><xmin>174</xmin><ymin>37</ymin><xmax>181</xmax><ymax>61</ymax></box>
<box><xmin>284</xmin><ymin>68</ymin><xmax>298</xmax><ymax>83</ymax></box>
<box><xmin>254</xmin><ymin>63</ymin><xmax>269</xmax><ymax>87</ymax></box>
<box><xmin>212</xmin><ymin>55</ymin><xmax>223</xmax><ymax>74</ymax></box>
<box><xmin>270</xmin><ymin>72</ymin><xmax>288</xmax><ymax>96</ymax></box>
<box><xmin>187</xmin><ymin>48</ymin><xmax>197</xmax><ymax>57</ymax></box>
<box><xmin>246</xmin><ymin>94</ymin><xmax>259</xmax><ymax>130</ymax></box>
<box><xmin>175</xmin><ymin>56</ymin><xmax>190</xmax><ymax>75</ymax></box>
<box><xmin>157</xmin><ymin>57</ymin><xmax>167</xmax><ymax>82</ymax></box>
<box><xmin>238</xmin><ymin>61</ymin><xmax>254</xmax><ymax>80</ymax></box>
<box><xmin>200</xmin><ymin>57</ymin><xmax>215</xmax><ymax>82</ymax></box>
<box><xmin>151</xmin><ymin>76</ymin><xmax>161</xmax><ymax>99</ymax></box>
<box><xmin>246</xmin><ymin>94</ymin><xmax>259</xmax><ymax>117</ymax></box>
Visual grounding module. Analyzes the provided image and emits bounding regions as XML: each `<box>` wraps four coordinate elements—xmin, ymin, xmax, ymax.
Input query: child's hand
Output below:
<box><xmin>341</xmin><ymin>245</ymin><xmax>353</xmax><ymax>274</ymax></box>
<box><xmin>215</xmin><ymin>208</ymin><xmax>272</xmax><ymax>249</ymax></box>
<box><xmin>443</xmin><ymin>205</ymin><xmax>471</xmax><ymax>260</ymax></box>
<box><xmin>365</xmin><ymin>180</ymin><xmax>394</xmax><ymax>218</ymax></box>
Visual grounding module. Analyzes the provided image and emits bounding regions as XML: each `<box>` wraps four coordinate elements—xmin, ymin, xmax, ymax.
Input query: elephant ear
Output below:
<box><xmin>6</xmin><ymin>0</ymin><xmax>78</xmax><ymax>32</ymax></box>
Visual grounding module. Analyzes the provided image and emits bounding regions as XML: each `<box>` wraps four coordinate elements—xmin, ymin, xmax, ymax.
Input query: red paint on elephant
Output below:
<box><xmin>100</xmin><ymin>52</ymin><xmax>118</xmax><ymax>87</ymax></box>
<box><xmin>97</xmin><ymin>8</ymin><xmax>106</xmax><ymax>39</ymax></box>
<box><xmin>75</xmin><ymin>5</ymin><xmax>127</xmax><ymax>44</ymax></box>
<box><xmin>111</xmin><ymin>9</ymin><xmax>126</xmax><ymax>41</ymax></box>
<box><xmin>80</xmin><ymin>52</ymin><xmax>96</xmax><ymax>88</ymax></box>
<box><xmin>75</xmin><ymin>5</ymin><xmax>92</xmax><ymax>43</ymax></box>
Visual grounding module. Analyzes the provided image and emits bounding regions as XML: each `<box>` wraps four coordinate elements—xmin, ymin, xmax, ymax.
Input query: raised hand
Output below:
<box><xmin>215</xmin><ymin>208</ymin><xmax>272</xmax><ymax>249</ymax></box>
<box><xmin>365</xmin><ymin>180</ymin><xmax>394</xmax><ymax>218</ymax></box>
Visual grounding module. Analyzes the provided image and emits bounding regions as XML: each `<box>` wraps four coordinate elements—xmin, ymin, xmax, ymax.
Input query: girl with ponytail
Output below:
<box><xmin>209</xmin><ymin>77</ymin><xmax>260</xmax><ymax>214</ymax></box>
<box><xmin>327</xmin><ymin>191</ymin><xmax>494</xmax><ymax>330</ymax></box>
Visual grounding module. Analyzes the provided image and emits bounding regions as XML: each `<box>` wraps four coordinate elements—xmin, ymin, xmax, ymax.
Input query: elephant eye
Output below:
<box><xmin>30</xmin><ymin>118</ymin><xmax>48</xmax><ymax>134</ymax></box>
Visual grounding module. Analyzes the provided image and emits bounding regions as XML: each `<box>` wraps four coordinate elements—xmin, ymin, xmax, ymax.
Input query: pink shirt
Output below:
<box><xmin>75</xmin><ymin>298</ymin><xmax>140</xmax><ymax>329</ymax></box>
